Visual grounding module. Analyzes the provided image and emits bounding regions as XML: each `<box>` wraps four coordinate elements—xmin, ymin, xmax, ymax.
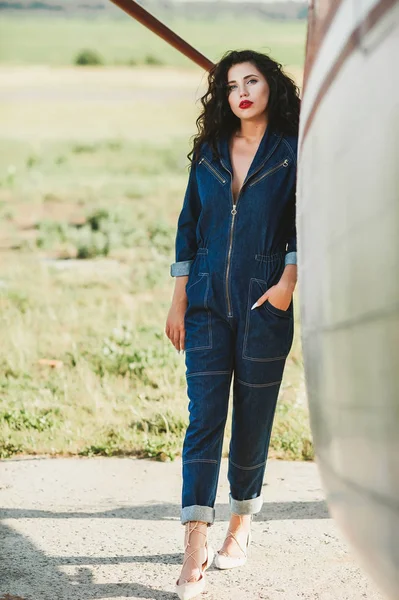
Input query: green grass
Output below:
<box><xmin>0</xmin><ymin>15</ymin><xmax>306</xmax><ymax>68</ymax></box>
<box><xmin>0</xmin><ymin>128</ymin><xmax>312</xmax><ymax>462</ymax></box>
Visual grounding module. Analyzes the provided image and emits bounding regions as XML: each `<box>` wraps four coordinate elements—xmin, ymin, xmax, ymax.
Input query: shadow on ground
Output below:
<box><xmin>0</xmin><ymin>499</ymin><xmax>329</xmax><ymax>600</ymax></box>
<box><xmin>1</xmin><ymin>500</ymin><xmax>329</xmax><ymax>522</ymax></box>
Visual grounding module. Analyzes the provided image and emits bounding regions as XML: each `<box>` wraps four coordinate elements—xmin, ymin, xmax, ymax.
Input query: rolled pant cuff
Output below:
<box><xmin>181</xmin><ymin>505</ymin><xmax>215</xmax><ymax>526</ymax></box>
<box><xmin>229</xmin><ymin>492</ymin><xmax>263</xmax><ymax>515</ymax></box>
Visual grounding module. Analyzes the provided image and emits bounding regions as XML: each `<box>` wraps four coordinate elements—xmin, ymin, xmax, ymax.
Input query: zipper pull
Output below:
<box><xmin>231</xmin><ymin>204</ymin><xmax>237</xmax><ymax>216</ymax></box>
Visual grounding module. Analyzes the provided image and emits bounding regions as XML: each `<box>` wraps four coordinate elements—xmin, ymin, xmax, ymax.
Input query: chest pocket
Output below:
<box><xmin>198</xmin><ymin>156</ymin><xmax>227</xmax><ymax>185</ymax></box>
<box><xmin>248</xmin><ymin>158</ymin><xmax>289</xmax><ymax>188</ymax></box>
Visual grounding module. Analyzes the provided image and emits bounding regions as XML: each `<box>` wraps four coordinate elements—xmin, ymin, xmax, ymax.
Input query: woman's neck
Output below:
<box><xmin>235</xmin><ymin>119</ymin><xmax>268</xmax><ymax>144</ymax></box>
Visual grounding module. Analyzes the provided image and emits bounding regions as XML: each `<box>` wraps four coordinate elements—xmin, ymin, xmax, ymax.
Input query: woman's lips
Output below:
<box><xmin>239</xmin><ymin>101</ymin><xmax>253</xmax><ymax>109</ymax></box>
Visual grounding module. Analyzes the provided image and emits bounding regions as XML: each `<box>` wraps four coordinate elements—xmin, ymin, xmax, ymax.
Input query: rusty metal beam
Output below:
<box><xmin>109</xmin><ymin>0</ymin><xmax>215</xmax><ymax>71</ymax></box>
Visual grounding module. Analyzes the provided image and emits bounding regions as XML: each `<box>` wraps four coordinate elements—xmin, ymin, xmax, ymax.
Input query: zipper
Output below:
<box><xmin>225</xmin><ymin>199</ymin><xmax>237</xmax><ymax>317</ymax></box>
<box><xmin>220</xmin><ymin>148</ymin><xmax>285</xmax><ymax>318</ymax></box>
<box><xmin>248</xmin><ymin>158</ymin><xmax>289</xmax><ymax>187</ymax></box>
<box><xmin>198</xmin><ymin>156</ymin><xmax>227</xmax><ymax>184</ymax></box>
<box><xmin>220</xmin><ymin>157</ymin><xmax>242</xmax><ymax>317</ymax></box>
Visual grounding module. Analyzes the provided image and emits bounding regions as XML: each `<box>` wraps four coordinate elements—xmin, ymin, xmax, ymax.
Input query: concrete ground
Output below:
<box><xmin>0</xmin><ymin>457</ymin><xmax>383</xmax><ymax>600</ymax></box>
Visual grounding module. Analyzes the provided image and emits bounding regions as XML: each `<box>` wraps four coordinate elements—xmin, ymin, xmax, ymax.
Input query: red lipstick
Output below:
<box><xmin>239</xmin><ymin>100</ymin><xmax>253</xmax><ymax>109</ymax></box>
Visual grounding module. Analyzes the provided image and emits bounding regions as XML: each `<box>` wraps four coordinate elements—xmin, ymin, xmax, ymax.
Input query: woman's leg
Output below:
<box><xmin>181</xmin><ymin>368</ymin><xmax>233</xmax><ymax>523</ymax></box>
<box><xmin>228</xmin><ymin>364</ymin><xmax>284</xmax><ymax>513</ymax></box>
<box><xmin>220</xmin><ymin>350</ymin><xmax>289</xmax><ymax>557</ymax></box>
<box><xmin>179</xmin><ymin>313</ymin><xmax>235</xmax><ymax>582</ymax></box>
<box><xmin>222</xmin><ymin>283</ymin><xmax>294</xmax><ymax>541</ymax></box>
<box><xmin>177</xmin><ymin>520</ymin><xmax>209</xmax><ymax>586</ymax></box>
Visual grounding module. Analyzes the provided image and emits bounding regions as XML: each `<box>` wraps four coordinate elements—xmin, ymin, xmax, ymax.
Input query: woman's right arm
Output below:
<box><xmin>165</xmin><ymin>159</ymin><xmax>201</xmax><ymax>353</ymax></box>
<box><xmin>165</xmin><ymin>275</ymin><xmax>189</xmax><ymax>352</ymax></box>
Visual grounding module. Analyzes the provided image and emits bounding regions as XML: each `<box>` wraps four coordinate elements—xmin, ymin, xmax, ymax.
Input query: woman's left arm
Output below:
<box><xmin>251</xmin><ymin>263</ymin><xmax>297</xmax><ymax>311</ymax></box>
<box><xmin>251</xmin><ymin>185</ymin><xmax>297</xmax><ymax>312</ymax></box>
<box><xmin>278</xmin><ymin>180</ymin><xmax>298</xmax><ymax>296</ymax></box>
<box><xmin>284</xmin><ymin>184</ymin><xmax>297</xmax><ymax>271</ymax></box>
<box><xmin>269</xmin><ymin>263</ymin><xmax>297</xmax><ymax>309</ymax></box>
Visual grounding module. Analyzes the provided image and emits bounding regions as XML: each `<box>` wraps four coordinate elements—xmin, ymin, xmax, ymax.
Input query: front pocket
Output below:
<box><xmin>264</xmin><ymin>298</ymin><xmax>292</xmax><ymax>319</ymax></box>
<box><xmin>243</xmin><ymin>278</ymin><xmax>293</xmax><ymax>361</ymax></box>
<box><xmin>198</xmin><ymin>156</ymin><xmax>227</xmax><ymax>185</ymax></box>
<box><xmin>184</xmin><ymin>273</ymin><xmax>212</xmax><ymax>352</ymax></box>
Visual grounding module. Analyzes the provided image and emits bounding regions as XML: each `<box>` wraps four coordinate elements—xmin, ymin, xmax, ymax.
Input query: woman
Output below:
<box><xmin>165</xmin><ymin>49</ymin><xmax>300</xmax><ymax>599</ymax></box>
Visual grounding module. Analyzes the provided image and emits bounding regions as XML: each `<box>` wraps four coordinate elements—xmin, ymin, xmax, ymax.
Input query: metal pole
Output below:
<box><xmin>109</xmin><ymin>0</ymin><xmax>215</xmax><ymax>71</ymax></box>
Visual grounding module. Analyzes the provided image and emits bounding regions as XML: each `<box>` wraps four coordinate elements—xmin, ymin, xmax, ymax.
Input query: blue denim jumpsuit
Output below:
<box><xmin>170</xmin><ymin>126</ymin><xmax>298</xmax><ymax>525</ymax></box>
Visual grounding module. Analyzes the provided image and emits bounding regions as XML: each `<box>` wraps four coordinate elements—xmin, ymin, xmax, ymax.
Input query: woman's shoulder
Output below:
<box><xmin>196</xmin><ymin>139</ymin><xmax>211</xmax><ymax>157</ymax></box>
<box><xmin>191</xmin><ymin>140</ymin><xmax>213</xmax><ymax>165</ymax></box>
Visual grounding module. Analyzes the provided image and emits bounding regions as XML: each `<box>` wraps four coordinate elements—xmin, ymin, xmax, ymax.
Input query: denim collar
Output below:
<box><xmin>216</xmin><ymin>126</ymin><xmax>283</xmax><ymax>183</ymax></box>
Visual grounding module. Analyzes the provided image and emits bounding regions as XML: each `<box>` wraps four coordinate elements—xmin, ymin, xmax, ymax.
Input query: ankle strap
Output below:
<box><xmin>185</xmin><ymin>521</ymin><xmax>207</xmax><ymax>544</ymax></box>
<box><xmin>180</xmin><ymin>521</ymin><xmax>208</xmax><ymax>584</ymax></box>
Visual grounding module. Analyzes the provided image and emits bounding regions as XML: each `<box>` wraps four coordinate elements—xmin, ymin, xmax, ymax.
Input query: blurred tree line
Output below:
<box><xmin>0</xmin><ymin>0</ymin><xmax>308</xmax><ymax>20</ymax></box>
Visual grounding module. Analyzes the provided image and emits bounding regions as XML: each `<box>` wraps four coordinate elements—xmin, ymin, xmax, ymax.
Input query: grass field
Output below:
<box><xmin>0</xmin><ymin>16</ymin><xmax>306</xmax><ymax>68</ymax></box>
<box><xmin>0</xmin><ymin>16</ymin><xmax>312</xmax><ymax>462</ymax></box>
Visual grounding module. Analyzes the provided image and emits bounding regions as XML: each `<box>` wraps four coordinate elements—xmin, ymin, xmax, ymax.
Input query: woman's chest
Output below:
<box><xmin>230</xmin><ymin>138</ymin><xmax>260</xmax><ymax>204</ymax></box>
<box><xmin>196</xmin><ymin>136</ymin><xmax>295</xmax><ymax>212</ymax></box>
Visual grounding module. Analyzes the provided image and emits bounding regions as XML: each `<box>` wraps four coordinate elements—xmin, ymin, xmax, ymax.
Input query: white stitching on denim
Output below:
<box><xmin>255</xmin><ymin>252</ymin><xmax>284</xmax><ymax>263</ymax></box>
<box><xmin>207</xmin><ymin>306</ymin><xmax>213</xmax><ymax>350</ymax></box>
<box><xmin>242</xmin><ymin>278</ymin><xmax>254</xmax><ymax>360</ymax></box>
<box><xmin>281</xmin><ymin>137</ymin><xmax>297</xmax><ymax>166</ymax></box>
<box><xmin>186</xmin><ymin>272</ymin><xmax>207</xmax><ymax>293</ymax></box>
<box><xmin>236</xmin><ymin>378</ymin><xmax>282</xmax><ymax>388</ymax></box>
<box><xmin>229</xmin><ymin>459</ymin><xmax>267</xmax><ymax>470</ymax></box>
<box><xmin>243</xmin><ymin>355</ymin><xmax>287</xmax><ymax>362</ymax></box>
<box><xmin>183</xmin><ymin>459</ymin><xmax>218</xmax><ymax>465</ymax></box>
<box><xmin>187</xmin><ymin>370</ymin><xmax>231</xmax><ymax>378</ymax></box>
<box><xmin>186</xmin><ymin>273</ymin><xmax>212</xmax><ymax>352</ymax></box>
<box><xmin>242</xmin><ymin>278</ymin><xmax>291</xmax><ymax>362</ymax></box>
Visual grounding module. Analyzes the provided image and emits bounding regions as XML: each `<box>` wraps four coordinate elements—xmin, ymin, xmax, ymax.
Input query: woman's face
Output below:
<box><xmin>226</xmin><ymin>61</ymin><xmax>270</xmax><ymax>122</ymax></box>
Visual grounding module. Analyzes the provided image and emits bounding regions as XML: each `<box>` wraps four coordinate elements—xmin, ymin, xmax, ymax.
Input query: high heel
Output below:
<box><xmin>175</xmin><ymin>521</ymin><xmax>214</xmax><ymax>600</ymax></box>
<box><xmin>214</xmin><ymin>514</ymin><xmax>252</xmax><ymax>570</ymax></box>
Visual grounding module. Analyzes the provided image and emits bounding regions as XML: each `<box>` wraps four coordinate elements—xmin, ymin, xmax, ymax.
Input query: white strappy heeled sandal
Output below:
<box><xmin>175</xmin><ymin>521</ymin><xmax>214</xmax><ymax>600</ymax></box>
<box><xmin>214</xmin><ymin>514</ymin><xmax>252</xmax><ymax>570</ymax></box>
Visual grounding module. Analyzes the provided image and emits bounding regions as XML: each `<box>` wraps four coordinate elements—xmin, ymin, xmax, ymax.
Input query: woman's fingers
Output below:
<box><xmin>165</xmin><ymin>310</ymin><xmax>185</xmax><ymax>352</ymax></box>
<box><xmin>251</xmin><ymin>292</ymin><xmax>268</xmax><ymax>310</ymax></box>
<box><xmin>174</xmin><ymin>326</ymin><xmax>185</xmax><ymax>353</ymax></box>
<box><xmin>172</xmin><ymin>331</ymin><xmax>180</xmax><ymax>350</ymax></box>
<box><xmin>179</xmin><ymin>327</ymin><xmax>185</xmax><ymax>352</ymax></box>
<box><xmin>170</xmin><ymin>326</ymin><xmax>185</xmax><ymax>353</ymax></box>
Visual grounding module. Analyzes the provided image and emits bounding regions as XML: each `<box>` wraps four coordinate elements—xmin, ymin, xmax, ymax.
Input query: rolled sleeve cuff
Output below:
<box><xmin>284</xmin><ymin>251</ymin><xmax>297</xmax><ymax>266</ymax></box>
<box><xmin>170</xmin><ymin>259</ymin><xmax>194</xmax><ymax>277</ymax></box>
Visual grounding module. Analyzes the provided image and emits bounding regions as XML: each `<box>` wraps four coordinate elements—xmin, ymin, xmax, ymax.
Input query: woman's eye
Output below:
<box><xmin>228</xmin><ymin>79</ymin><xmax>257</xmax><ymax>92</ymax></box>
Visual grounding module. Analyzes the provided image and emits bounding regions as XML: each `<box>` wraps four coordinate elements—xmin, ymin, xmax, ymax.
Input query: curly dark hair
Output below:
<box><xmin>188</xmin><ymin>49</ymin><xmax>301</xmax><ymax>164</ymax></box>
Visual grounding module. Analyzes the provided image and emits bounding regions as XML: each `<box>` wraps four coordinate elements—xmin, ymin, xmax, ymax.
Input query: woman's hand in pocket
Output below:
<box><xmin>251</xmin><ymin>283</ymin><xmax>292</xmax><ymax>312</ymax></box>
